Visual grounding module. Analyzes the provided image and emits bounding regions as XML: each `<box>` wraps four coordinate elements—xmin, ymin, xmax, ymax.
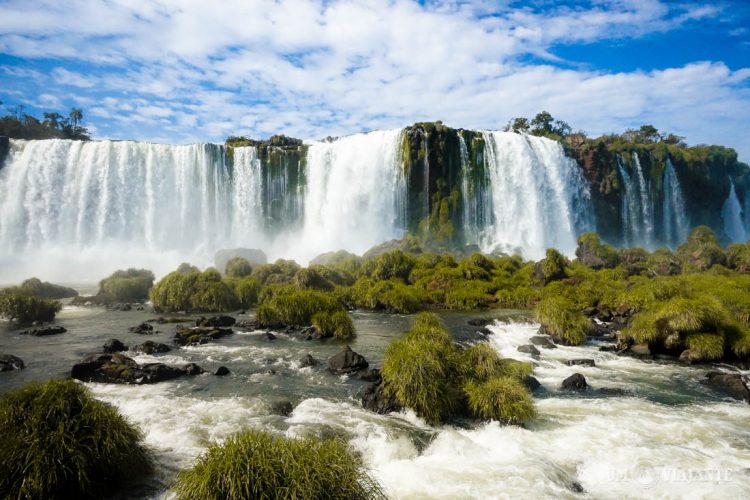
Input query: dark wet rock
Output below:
<box><xmin>196</xmin><ymin>315</ymin><xmax>236</xmax><ymax>328</ymax></box>
<box><xmin>562</xmin><ymin>373</ymin><xmax>588</xmax><ymax>390</ymax></box>
<box><xmin>262</xmin><ymin>332</ymin><xmax>277</xmax><ymax>341</ymax></box>
<box><xmin>327</xmin><ymin>345</ymin><xmax>368</xmax><ymax>374</ymax></box>
<box><xmin>299</xmin><ymin>354</ymin><xmax>319</xmax><ymax>368</ymax></box>
<box><xmin>214</xmin><ymin>366</ymin><xmax>230</xmax><ymax>376</ymax></box>
<box><xmin>132</xmin><ymin>340</ymin><xmax>171</xmax><ymax>355</ymax></box>
<box><xmin>679</xmin><ymin>349</ymin><xmax>701</xmax><ymax>364</ymax></box>
<box><xmin>476</xmin><ymin>327</ymin><xmax>492</xmax><ymax>336</ymax></box>
<box><xmin>570</xmin><ymin>481</ymin><xmax>585</xmax><ymax>494</ymax></box>
<box><xmin>182</xmin><ymin>363</ymin><xmax>205</xmax><ymax>376</ymax></box>
<box><xmin>530</xmin><ymin>336</ymin><xmax>557</xmax><ymax>349</ymax></box>
<box><xmin>625</xmin><ymin>343</ymin><xmax>653</xmax><ymax>360</ymax></box>
<box><xmin>265</xmin><ymin>369</ymin><xmax>277</xmax><ymax>375</ymax></box>
<box><xmin>235</xmin><ymin>319</ymin><xmax>259</xmax><ymax>330</ymax></box>
<box><xmin>517</xmin><ymin>344</ymin><xmax>541</xmax><ymax>359</ymax></box>
<box><xmin>0</xmin><ymin>354</ymin><xmax>24</xmax><ymax>371</ymax></box>
<box><xmin>599</xmin><ymin>344</ymin><xmax>618</xmax><ymax>352</ymax></box>
<box><xmin>21</xmin><ymin>326</ymin><xmax>66</xmax><ymax>336</ymax></box>
<box><xmin>103</xmin><ymin>338</ymin><xmax>127</xmax><ymax>353</ymax></box>
<box><xmin>705</xmin><ymin>372</ymin><xmax>750</xmax><ymax>403</ymax></box>
<box><xmin>357</xmin><ymin>368</ymin><xmax>382</xmax><ymax>382</ymax></box>
<box><xmin>565</xmin><ymin>359</ymin><xmax>596</xmax><ymax>367</ymax></box>
<box><xmin>270</xmin><ymin>400</ymin><xmax>294</xmax><ymax>417</ymax></box>
<box><xmin>663</xmin><ymin>332</ymin><xmax>683</xmax><ymax>352</ymax></box>
<box><xmin>523</xmin><ymin>375</ymin><xmax>541</xmax><ymax>391</ymax></box>
<box><xmin>139</xmin><ymin>363</ymin><xmax>185</xmax><ymax>381</ymax></box>
<box><xmin>71</xmin><ymin>352</ymin><xmax>203</xmax><ymax>384</ymax></box>
<box><xmin>149</xmin><ymin>317</ymin><xmax>191</xmax><ymax>324</ymax></box>
<box><xmin>588</xmin><ymin>322</ymin><xmax>614</xmax><ymax>338</ymax></box>
<box><xmin>596</xmin><ymin>387</ymin><xmax>630</xmax><ymax>397</ymax></box>
<box><xmin>467</xmin><ymin>318</ymin><xmax>492</xmax><ymax>327</ymax></box>
<box><xmin>173</xmin><ymin>326</ymin><xmax>233</xmax><ymax>346</ymax></box>
<box><xmin>362</xmin><ymin>382</ymin><xmax>401</xmax><ymax>414</ymax></box>
<box><xmin>129</xmin><ymin>322</ymin><xmax>154</xmax><ymax>334</ymax></box>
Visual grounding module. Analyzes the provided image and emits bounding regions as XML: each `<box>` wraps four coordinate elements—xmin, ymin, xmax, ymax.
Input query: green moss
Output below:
<box><xmin>464</xmin><ymin>376</ymin><xmax>535</xmax><ymax>424</ymax></box>
<box><xmin>312</xmin><ymin>310</ymin><xmax>355</xmax><ymax>339</ymax></box>
<box><xmin>173</xmin><ymin>429</ymin><xmax>383</xmax><ymax>500</ymax></box>
<box><xmin>535</xmin><ymin>296</ymin><xmax>590</xmax><ymax>345</ymax></box>
<box><xmin>0</xmin><ymin>379</ymin><xmax>151</xmax><ymax>498</ymax></box>
<box><xmin>224</xmin><ymin>257</ymin><xmax>253</xmax><ymax>277</ymax></box>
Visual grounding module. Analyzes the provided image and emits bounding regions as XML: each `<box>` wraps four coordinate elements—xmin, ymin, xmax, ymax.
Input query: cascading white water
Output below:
<box><xmin>721</xmin><ymin>179</ymin><xmax>747</xmax><ymax>242</ymax></box>
<box><xmin>459</xmin><ymin>135</ymin><xmax>493</xmax><ymax>243</ymax></box>
<box><xmin>617</xmin><ymin>153</ymin><xmax>657</xmax><ymax>248</ymax></box>
<box><xmin>0</xmin><ymin>139</ymin><xmax>265</xmax><ymax>280</ymax></box>
<box><xmin>479</xmin><ymin>132</ymin><xmax>594</xmax><ymax>259</ymax></box>
<box><xmin>632</xmin><ymin>152</ymin><xmax>654</xmax><ymax>247</ymax></box>
<box><xmin>661</xmin><ymin>158</ymin><xmax>689</xmax><ymax>247</ymax></box>
<box><xmin>295</xmin><ymin>130</ymin><xmax>407</xmax><ymax>259</ymax></box>
<box><xmin>617</xmin><ymin>156</ymin><xmax>639</xmax><ymax>247</ymax></box>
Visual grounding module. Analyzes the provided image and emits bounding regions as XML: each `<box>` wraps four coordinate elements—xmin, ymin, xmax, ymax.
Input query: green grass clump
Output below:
<box><xmin>727</xmin><ymin>243</ymin><xmax>750</xmax><ymax>273</ymax></box>
<box><xmin>0</xmin><ymin>379</ymin><xmax>151</xmax><ymax>498</ymax></box>
<box><xmin>381</xmin><ymin>313</ymin><xmax>535</xmax><ymax>425</ymax></box>
<box><xmin>677</xmin><ymin>226</ymin><xmax>726</xmax><ymax>271</ymax></box>
<box><xmin>370</xmin><ymin>250</ymin><xmax>415</xmax><ymax>281</ymax></box>
<box><xmin>173</xmin><ymin>430</ymin><xmax>383</xmax><ymax>500</ymax></box>
<box><xmin>99</xmin><ymin>268</ymin><xmax>155</xmax><ymax>302</ymax></box>
<box><xmin>312</xmin><ymin>310</ymin><xmax>356</xmax><ymax>339</ymax></box>
<box><xmin>251</xmin><ymin>259</ymin><xmax>301</xmax><ymax>285</ymax></box>
<box><xmin>0</xmin><ymin>290</ymin><xmax>62</xmax><ymax>323</ymax></box>
<box><xmin>537</xmin><ymin>248</ymin><xmax>567</xmax><ymax>283</ymax></box>
<box><xmin>464</xmin><ymin>377</ymin><xmax>536</xmax><ymax>424</ymax></box>
<box><xmin>150</xmin><ymin>267</ymin><xmax>238</xmax><ymax>313</ymax></box>
<box><xmin>535</xmin><ymin>296</ymin><xmax>590</xmax><ymax>345</ymax></box>
<box><xmin>257</xmin><ymin>289</ymin><xmax>344</xmax><ymax>327</ymax></box>
<box><xmin>224</xmin><ymin>257</ymin><xmax>252</xmax><ymax>278</ymax></box>
<box><xmin>294</xmin><ymin>267</ymin><xmax>335</xmax><ymax>291</ymax></box>
<box><xmin>228</xmin><ymin>276</ymin><xmax>261</xmax><ymax>308</ymax></box>
<box><xmin>19</xmin><ymin>277</ymin><xmax>78</xmax><ymax>299</ymax></box>
<box><xmin>575</xmin><ymin>232</ymin><xmax>620</xmax><ymax>269</ymax></box>
<box><xmin>443</xmin><ymin>281</ymin><xmax>494</xmax><ymax>310</ymax></box>
<box><xmin>684</xmin><ymin>333</ymin><xmax>725</xmax><ymax>361</ymax></box>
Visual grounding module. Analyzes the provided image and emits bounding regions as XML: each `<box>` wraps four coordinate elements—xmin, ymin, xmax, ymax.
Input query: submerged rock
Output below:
<box><xmin>467</xmin><ymin>318</ymin><xmax>492</xmax><ymax>327</ymax></box>
<box><xmin>562</xmin><ymin>373</ymin><xmax>588</xmax><ymax>390</ymax></box>
<box><xmin>21</xmin><ymin>326</ymin><xmax>66</xmax><ymax>336</ymax></box>
<box><xmin>517</xmin><ymin>344</ymin><xmax>541</xmax><ymax>359</ymax></box>
<box><xmin>299</xmin><ymin>354</ymin><xmax>319</xmax><ymax>368</ymax></box>
<box><xmin>565</xmin><ymin>359</ymin><xmax>596</xmax><ymax>367</ymax></box>
<box><xmin>214</xmin><ymin>366</ymin><xmax>230</xmax><ymax>376</ymax></box>
<box><xmin>173</xmin><ymin>326</ymin><xmax>233</xmax><ymax>346</ymax></box>
<box><xmin>270</xmin><ymin>400</ymin><xmax>294</xmax><ymax>417</ymax></box>
<box><xmin>262</xmin><ymin>332</ymin><xmax>277</xmax><ymax>341</ymax></box>
<box><xmin>71</xmin><ymin>352</ymin><xmax>203</xmax><ymax>384</ymax></box>
<box><xmin>149</xmin><ymin>317</ymin><xmax>192</xmax><ymax>324</ymax></box>
<box><xmin>523</xmin><ymin>376</ymin><xmax>541</xmax><ymax>392</ymax></box>
<box><xmin>103</xmin><ymin>338</ymin><xmax>127</xmax><ymax>353</ymax></box>
<box><xmin>132</xmin><ymin>340</ymin><xmax>171</xmax><ymax>355</ymax></box>
<box><xmin>530</xmin><ymin>336</ymin><xmax>557</xmax><ymax>349</ymax></box>
<box><xmin>195</xmin><ymin>315</ymin><xmax>236</xmax><ymax>328</ymax></box>
<box><xmin>705</xmin><ymin>372</ymin><xmax>750</xmax><ymax>403</ymax></box>
<box><xmin>327</xmin><ymin>345</ymin><xmax>368</xmax><ymax>374</ymax></box>
<box><xmin>129</xmin><ymin>322</ymin><xmax>154</xmax><ymax>334</ymax></box>
<box><xmin>0</xmin><ymin>354</ymin><xmax>24</xmax><ymax>371</ymax></box>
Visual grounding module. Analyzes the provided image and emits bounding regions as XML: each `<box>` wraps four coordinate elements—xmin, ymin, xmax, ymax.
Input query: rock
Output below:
<box><xmin>705</xmin><ymin>372</ymin><xmax>750</xmax><ymax>403</ymax></box>
<box><xmin>362</xmin><ymin>237</ymin><xmax>422</xmax><ymax>260</ymax></box>
<box><xmin>262</xmin><ymin>332</ymin><xmax>276</xmax><ymax>341</ymax></box>
<box><xmin>214</xmin><ymin>248</ymin><xmax>267</xmax><ymax>271</ymax></box>
<box><xmin>599</xmin><ymin>344</ymin><xmax>618</xmax><ymax>352</ymax></box>
<box><xmin>476</xmin><ymin>327</ymin><xmax>492</xmax><ymax>336</ymax></box>
<box><xmin>523</xmin><ymin>376</ymin><xmax>541</xmax><ymax>391</ymax></box>
<box><xmin>196</xmin><ymin>315</ymin><xmax>236</xmax><ymax>328</ymax></box>
<box><xmin>214</xmin><ymin>366</ymin><xmax>230</xmax><ymax>376</ymax></box>
<box><xmin>129</xmin><ymin>322</ymin><xmax>154</xmax><ymax>334</ymax></box>
<box><xmin>596</xmin><ymin>387</ymin><xmax>630</xmax><ymax>397</ymax></box>
<box><xmin>362</xmin><ymin>382</ymin><xmax>402</xmax><ymax>414</ymax></box>
<box><xmin>0</xmin><ymin>136</ymin><xmax>9</xmax><ymax>170</ymax></box>
<box><xmin>628</xmin><ymin>343</ymin><xmax>652</xmax><ymax>359</ymax></box>
<box><xmin>103</xmin><ymin>338</ymin><xmax>127</xmax><ymax>353</ymax></box>
<box><xmin>530</xmin><ymin>336</ymin><xmax>557</xmax><ymax>349</ymax></box>
<box><xmin>517</xmin><ymin>344</ymin><xmax>541</xmax><ymax>359</ymax></box>
<box><xmin>357</xmin><ymin>368</ymin><xmax>382</xmax><ymax>382</ymax></box>
<box><xmin>270</xmin><ymin>400</ymin><xmax>294</xmax><ymax>416</ymax></box>
<box><xmin>0</xmin><ymin>354</ymin><xmax>24</xmax><ymax>371</ymax></box>
<box><xmin>299</xmin><ymin>354</ymin><xmax>319</xmax><ymax>368</ymax></box>
<box><xmin>562</xmin><ymin>373</ymin><xmax>588</xmax><ymax>390</ymax></box>
<box><xmin>235</xmin><ymin>319</ymin><xmax>260</xmax><ymax>330</ymax></box>
<box><xmin>150</xmin><ymin>317</ymin><xmax>191</xmax><ymax>324</ymax></box>
<box><xmin>21</xmin><ymin>326</ymin><xmax>66</xmax><ymax>336</ymax></box>
<box><xmin>565</xmin><ymin>359</ymin><xmax>596</xmax><ymax>367</ymax></box>
<box><xmin>327</xmin><ymin>345</ymin><xmax>368</xmax><ymax>374</ymax></box>
<box><xmin>679</xmin><ymin>349</ymin><xmax>701</xmax><ymax>364</ymax></box>
<box><xmin>71</xmin><ymin>352</ymin><xmax>203</xmax><ymax>384</ymax></box>
<box><xmin>173</xmin><ymin>326</ymin><xmax>233</xmax><ymax>346</ymax></box>
<box><xmin>664</xmin><ymin>332</ymin><xmax>683</xmax><ymax>351</ymax></box>
<box><xmin>132</xmin><ymin>341</ymin><xmax>171</xmax><ymax>355</ymax></box>
<box><xmin>467</xmin><ymin>318</ymin><xmax>492</xmax><ymax>327</ymax></box>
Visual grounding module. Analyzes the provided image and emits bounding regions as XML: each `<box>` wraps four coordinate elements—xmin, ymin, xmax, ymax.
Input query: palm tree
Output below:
<box><xmin>69</xmin><ymin>108</ymin><xmax>83</xmax><ymax>129</ymax></box>
<box><xmin>43</xmin><ymin>112</ymin><xmax>63</xmax><ymax>129</ymax></box>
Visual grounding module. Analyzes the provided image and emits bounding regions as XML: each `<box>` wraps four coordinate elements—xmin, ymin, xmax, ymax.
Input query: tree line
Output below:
<box><xmin>0</xmin><ymin>101</ymin><xmax>90</xmax><ymax>140</ymax></box>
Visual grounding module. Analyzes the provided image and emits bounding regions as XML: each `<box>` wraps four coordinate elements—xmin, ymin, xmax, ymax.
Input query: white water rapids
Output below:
<box><xmin>86</xmin><ymin>319</ymin><xmax>750</xmax><ymax>499</ymax></box>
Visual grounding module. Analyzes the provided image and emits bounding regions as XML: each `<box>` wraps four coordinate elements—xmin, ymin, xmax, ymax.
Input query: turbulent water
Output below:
<box><xmin>479</xmin><ymin>132</ymin><xmax>594</xmax><ymax>259</ymax></box>
<box><xmin>2</xmin><ymin>305</ymin><xmax>749</xmax><ymax>499</ymax></box>
<box><xmin>661</xmin><ymin>158</ymin><xmax>689</xmax><ymax>248</ymax></box>
<box><xmin>722</xmin><ymin>179</ymin><xmax>747</xmax><ymax>243</ymax></box>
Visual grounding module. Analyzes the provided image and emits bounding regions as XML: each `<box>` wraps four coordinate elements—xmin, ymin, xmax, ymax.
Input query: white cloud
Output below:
<box><xmin>0</xmin><ymin>0</ymin><xmax>747</xmax><ymax>161</ymax></box>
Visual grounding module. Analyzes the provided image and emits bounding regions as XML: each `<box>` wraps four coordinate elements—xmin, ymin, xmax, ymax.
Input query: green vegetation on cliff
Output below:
<box><xmin>0</xmin><ymin>104</ymin><xmax>90</xmax><ymax>140</ymax></box>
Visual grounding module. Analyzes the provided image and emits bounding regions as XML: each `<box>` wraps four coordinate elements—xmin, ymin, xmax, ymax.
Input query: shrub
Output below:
<box><xmin>0</xmin><ymin>379</ymin><xmax>151</xmax><ymax>498</ymax></box>
<box><xmin>535</xmin><ymin>296</ymin><xmax>590</xmax><ymax>345</ymax></box>
<box><xmin>312</xmin><ymin>310</ymin><xmax>356</xmax><ymax>339</ymax></box>
<box><xmin>251</xmin><ymin>259</ymin><xmax>300</xmax><ymax>285</ymax></box>
<box><xmin>677</xmin><ymin>226</ymin><xmax>726</xmax><ymax>271</ymax></box>
<box><xmin>443</xmin><ymin>282</ymin><xmax>494</xmax><ymax>310</ymax></box>
<box><xmin>99</xmin><ymin>268</ymin><xmax>155</xmax><ymax>302</ymax></box>
<box><xmin>535</xmin><ymin>248</ymin><xmax>567</xmax><ymax>283</ymax></box>
<box><xmin>0</xmin><ymin>291</ymin><xmax>61</xmax><ymax>323</ymax></box>
<box><xmin>294</xmin><ymin>267</ymin><xmax>334</xmax><ymax>291</ymax></box>
<box><xmin>464</xmin><ymin>376</ymin><xmax>535</xmax><ymax>424</ymax></box>
<box><xmin>575</xmin><ymin>232</ymin><xmax>619</xmax><ymax>269</ymax></box>
<box><xmin>258</xmin><ymin>289</ymin><xmax>344</xmax><ymax>327</ymax></box>
<box><xmin>459</xmin><ymin>343</ymin><xmax>505</xmax><ymax>382</ymax></box>
<box><xmin>19</xmin><ymin>278</ymin><xmax>78</xmax><ymax>299</ymax></box>
<box><xmin>370</xmin><ymin>250</ymin><xmax>414</xmax><ymax>281</ymax></box>
<box><xmin>224</xmin><ymin>257</ymin><xmax>252</xmax><ymax>278</ymax></box>
<box><xmin>172</xmin><ymin>430</ymin><xmax>383</xmax><ymax>500</ymax></box>
<box><xmin>150</xmin><ymin>267</ymin><xmax>237</xmax><ymax>312</ymax></box>
<box><xmin>684</xmin><ymin>333</ymin><xmax>725</xmax><ymax>361</ymax></box>
<box><xmin>230</xmin><ymin>277</ymin><xmax>261</xmax><ymax>308</ymax></box>
<box><xmin>726</xmin><ymin>243</ymin><xmax>750</xmax><ymax>273</ymax></box>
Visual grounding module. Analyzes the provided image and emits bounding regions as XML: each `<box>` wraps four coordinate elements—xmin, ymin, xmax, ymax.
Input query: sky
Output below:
<box><xmin>0</xmin><ymin>0</ymin><xmax>748</xmax><ymax>160</ymax></box>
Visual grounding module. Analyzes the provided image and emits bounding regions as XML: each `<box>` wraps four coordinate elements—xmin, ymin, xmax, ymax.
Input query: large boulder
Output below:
<box><xmin>71</xmin><ymin>353</ymin><xmax>203</xmax><ymax>384</ymax></box>
<box><xmin>562</xmin><ymin>373</ymin><xmax>588</xmax><ymax>390</ymax></box>
<box><xmin>0</xmin><ymin>354</ymin><xmax>24</xmax><ymax>371</ymax></box>
<box><xmin>327</xmin><ymin>345</ymin><xmax>368</xmax><ymax>374</ymax></box>
<box><xmin>705</xmin><ymin>372</ymin><xmax>750</xmax><ymax>403</ymax></box>
<box><xmin>214</xmin><ymin>248</ymin><xmax>267</xmax><ymax>272</ymax></box>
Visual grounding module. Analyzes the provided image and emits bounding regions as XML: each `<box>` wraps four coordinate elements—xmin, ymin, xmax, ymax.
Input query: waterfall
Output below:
<box><xmin>479</xmin><ymin>132</ymin><xmax>594</xmax><ymax>259</ymax></box>
<box><xmin>459</xmin><ymin>134</ymin><xmax>492</xmax><ymax>243</ymax></box>
<box><xmin>721</xmin><ymin>179</ymin><xmax>747</xmax><ymax>242</ymax></box>
<box><xmin>616</xmin><ymin>153</ymin><xmax>655</xmax><ymax>248</ymax></box>
<box><xmin>661</xmin><ymin>158</ymin><xmax>689</xmax><ymax>247</ymax></box>
<box><xmin>298</xmin><ymin>129</ymin><xmax>406</xmax><ymax>259</ymax></box>
<box><xmin>632</xmin><ymin>153</ymin><xmax>654</xmax><ymax>247</ymax></box>
<box><xmin>617</xmin><ymin>156</ymin><xmax>639</xmax><ymax>247</ymax></box>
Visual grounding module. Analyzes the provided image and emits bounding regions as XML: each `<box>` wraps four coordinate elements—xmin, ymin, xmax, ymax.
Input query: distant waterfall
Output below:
<box><xmin>722</xmin><ymin>179</ymin><xmax>747</xmax><ymax>242</ymax></box>
<box><xmin>459</xmin><ymin>135</ymin><xmax>492</xmax><ymax>243</ymax></box>
<box><xmin>300</xmin><ymin>130</ymin><xmax>407</xmax><ymax>258</ymax></box>
<box><xmin>617</xmin><ymin>153</ymin><xmax>655</xmax><ymax>248</ymax></box>
<box><xmin>479</xmin><ymin>132</ymin><xmax>594</xmax><ymax>259</ymax></box>
<box><xmin>661</xmin><ymin>158</ymin><xmax>689</xmax><ymax>247</ymax></box>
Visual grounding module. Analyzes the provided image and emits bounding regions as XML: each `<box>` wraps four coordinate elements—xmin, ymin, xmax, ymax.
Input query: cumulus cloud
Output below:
<box><xmin>0</xmin><ymin>0</ymin><xmax>748</xmax><ymax>160</ymax></box>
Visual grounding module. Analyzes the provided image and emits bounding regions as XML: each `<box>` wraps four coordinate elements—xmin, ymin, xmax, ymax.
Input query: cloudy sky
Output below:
<box><xmin>1</xmin><ymin>0</ymin><xmax>748</xmax><ymax>160</ymax></box>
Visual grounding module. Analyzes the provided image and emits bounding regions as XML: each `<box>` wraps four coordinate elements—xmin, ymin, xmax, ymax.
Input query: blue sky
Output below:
<box><xmin>0</xmin><ymin>0</ymin><xmax>749</xmax><ymax>160</ymax></box>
